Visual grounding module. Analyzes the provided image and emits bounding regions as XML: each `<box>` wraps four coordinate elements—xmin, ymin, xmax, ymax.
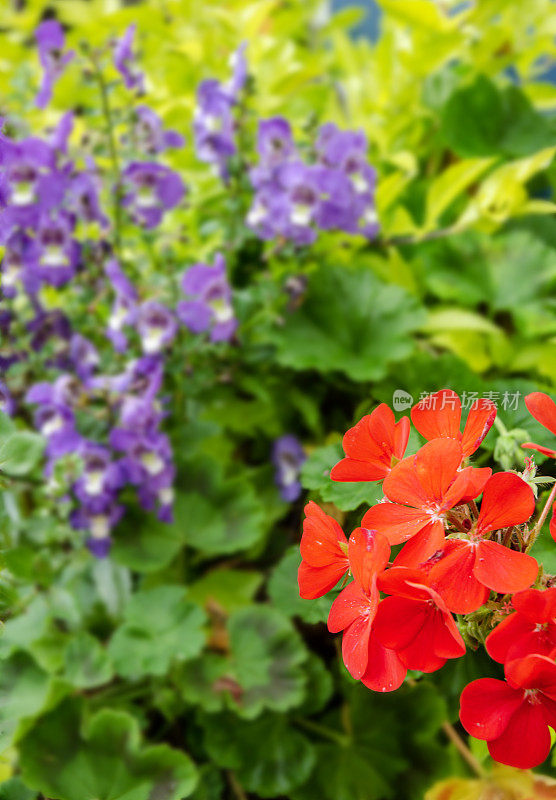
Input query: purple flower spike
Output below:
<box><xmin>193</xmin><ymin>80</ymin><xmax>236</xmax><ymax>179</ymax></box>
<box><xmin>272</xmin><ymin>435</ymin><xmax>306</xmax><ymax>502</ymax></box>
<box><xmin>177</xmin><ymin>253</ymin><xmax>237</xmax><ymax>342</ymax></box>
<box><xmin>114</xmin><ymin>23</ymin><xmax>145</xmax><ymax>93</ymax></box>
<box><xmin>121</xmin><ymin>162</ymin><xmax>185</xmax><ymax>228</ymax></box>
<box><xmin>35</xmin><ymin>20</ymin><xmax>74</xmax><ymax>109</ymax></box>
<box><xmin>136</xmin><ymin>301</ymin><xmax>177</xmax><ymax>354</ymax></box>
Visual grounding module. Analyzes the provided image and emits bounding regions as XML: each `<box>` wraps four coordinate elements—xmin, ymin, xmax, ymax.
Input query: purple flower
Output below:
<box><xmin>71</xmin><ymin>502</ymin><xmax>124</xmax><ymax>559</ymax></box>
<box><xmin>73</xmin><ymin>442</ymin><xmax>123</xmax><ymax>503</ymax></box>
<box><xmin>104</xmin><ymin>259</ymin><xmax>137</xmax><ymax>352</ymax></box>
<box><xmin>27</xmin><ymin>309</ymin><xmax>72</xmax><ymax>351</ymax></box>
<box><xmin>33</xmin><ymin>404</ymin><xmax>81</xmax><ymax>458</ymax></box>
<box><xmin>177</xmin><ymin>253</ymin><xmax>237</xmax><ymax>342</ymax></box>
<box><xmin>133</xmin><ymin>106</ymin><xmax>185</xmax><ymax>154</ymax></box>
<box><xmin>114</xmin><ymin>24</ymin><xmax>145</xmax><ymax>93</ymax></box>
<box><xmin>136</xmin><ymin>301</ymin><xmax>177</xmax><ymax>354</ymax></box>
<box><xmin>1</xmin><ymin>230</ymin><xmax>40</xmax><ymax>298</ymax></box>
<box><xmin>253</xmin><ymin>117</ymin><xmax>296</xmax><ymax>176</ymax></box>
<box><xmin>26</xmin><ymin>374</ymin><xmax>82</xmax><ymax>408</ymax></box>
<box><xmin>69</xmin><ymin>334</ymin><xmax>99</xmax><ymax>380</ymax></box>
<box><xmin>224</xmin><ymin>42</ymin><xmax>248</xmax><ymax>100</ymax></box>
<box><xmin>34</xmin><ymin>209</ymin><xmax>80</xmax><ymax>286</ymax></box>
<box><xmin>67</xmin><ymin>171</ymin><xmax>108</xmax><ymax>227</ymax></box>
<box><xmin>0</xmin><ymin>381</ymin><xmax>14</xmax><ymax>416</ymax></box>
<box><xmin>193</xmin><ymin>80</ymin><xmax>236</xmax><ymax>178</ymax></box>
<box><xmin>272</xmin><ymin>435</ymin><xmax>306</xmax><ymax>502</ymax></box>
<box><xmin>35</xmin><ymin>20</ymin><xmax>74</xmax><ymax>109</ymax></box>
<box><xmin>121</xmin><ymin>162</ymin><xmax>185</xmax><ymax>228</ymax></box>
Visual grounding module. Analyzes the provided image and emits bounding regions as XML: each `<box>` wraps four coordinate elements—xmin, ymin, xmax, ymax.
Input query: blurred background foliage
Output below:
<box><xmin>1</xmin><ymin>0</ymin><xmax>556</xmax><ymax>798</ymax></box>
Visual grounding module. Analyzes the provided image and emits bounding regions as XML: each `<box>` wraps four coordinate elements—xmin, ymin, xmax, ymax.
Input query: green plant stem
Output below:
<box><xmin>227</xmin><ymin>771</ymin><xmax>248</xmax><ymax>800</ymax></box>
<box><xmin>527</xmin><ymin>481</ymin><xmax>556</xmax><ymax>552</ymax></box>
<box><xmin>89</xmin><ymin>51</ymin><xmax>123</xmax><ymax>254</ymax></box>
<box><xmin>441</xmin><ymin>720</ymin><xmax>486</xmax><ymax>778</ymax></box>
<box><xmin>294</xmin><ymin>717</ymin><xmax>350</xmax><ymax>747</ymax></box>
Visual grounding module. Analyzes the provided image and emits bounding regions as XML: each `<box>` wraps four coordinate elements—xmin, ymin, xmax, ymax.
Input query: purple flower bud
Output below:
<box><xmin>35</xmin><ymin>20</ymin><xmax>74</xmax><ymax>109</ymax></box>
<box><xmin>272</xmin><ymin>435</ymin><xmax>306</xmax><ymax>502</ymax></box>
<box><xmin>114</xmin><ymin>24</ymin><xmax>144</xmax><ymax>93</ymax></box>
<box><xmin>177</xmin><ymin>253</ymin><xmax>237</xmax><ymax>342</ymax></box>
<box><xmin>50</xmin><ymin>111</ymin><xmax>74</xmax><ymax>155</ymax></box>
<box><xmin>223</xmin><ymin>42</ymin><xmax>248</xmax><ymax>100</ymax></box>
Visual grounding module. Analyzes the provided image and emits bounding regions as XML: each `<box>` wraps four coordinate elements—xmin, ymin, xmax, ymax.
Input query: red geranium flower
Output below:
<box><xmin>362</xmin><ymin>439</ymin><xmax>491</xmax><ymax>569</ymax></box>
<box><xmin>298</xmin><ymin>501</ymin><xmax>349</xmax><ymax>599</ymax></box>
<box><xmin>460</xmin><ymin>654</ymin><xmax>556</xmax><ymax>769</ymax></box>
<box><xmin>331</xmin><ymin>403</ymin><xmax>410</xmax><ymax>482</ymax></box>
<box><xmin>522</xmin><ymin>392</ymin><xmax>556</xmax><ymax>458</ymax></box>
<box><xmin>411</xmin><ymin>389</ymin><xmax>496</xmax><ymax>458</ymax></box>
<box><xmin>327</xmin><ymin>527</ymin><xmax>390</xmax><ymax>679</ymax></box>
<box><xmin>373</xmin><ymin>567</ymin><xmax>465</xmax><ymax>673</ymax></box>
<box><xmin>429</xmin><ymin>472</ymin><xmax>538</xmax><ymax>614</ymax></box>
<box><xmin>486</xmin><ymin>588</ymin><xmax>556</xmax><ymax>664</ymax></box>
<box><xmin>550</xmin><ymin>502</ymin><xmax>556</xmax><ymax>543</ymax></box>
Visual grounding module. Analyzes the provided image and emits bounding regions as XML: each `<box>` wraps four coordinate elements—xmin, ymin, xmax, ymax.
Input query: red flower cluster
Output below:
<box><xmin>298</xmin><ymin>390</ymin><xmax>556</xmax><ymax>769</ymax></box>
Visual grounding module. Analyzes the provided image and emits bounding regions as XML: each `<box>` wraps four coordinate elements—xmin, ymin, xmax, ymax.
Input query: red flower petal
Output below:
<box><xmin>459</xmin><ymin>678</ymin><xmax>524</xmax><ymax>740</ymax></box>
<box><xmin>429</xmin><ymin>540</ymin><xmax>488</xmax><ymax>614</ymax></box>
<box><xmin>377</xmin><ymin>566</ymin><xmax>432</xmax><ymax>601</ymax></box>
<box><xmin>361</xmin><ymin>634</ymin><xmax>407</xmax><ymax>693</ymax></box>
<box><xmin>486</xmin><ymin>614</ymin><xmax>539</xmax><ymax>664</ymax></box>
<box><xmin>451</xmin><ymin>466</ymin><xmax>491</xmax><ymax>506</ymax></box>
<box><xmin>411</xmin><ymin>389</ymin><xmax>462</xmax><ymax>442</ymax></box>
<box><xmin>525</xmin><ymin>392</ymin><xmax>556</xmax><ymax>437</ymax></box>
<box><xmin>433</xmin><ymin>609</ymin><xmax>466</xmax><ymax>660</ymax></box>
<box><xmin>348</xmin><ymin>527</ymin><xmax>390</xmax><ymax>595</ymax></box>
<box><xmin>373</xmin><ymin>595</ymin><xmax>429</xmax><ymax>651</ymax></box>
<box><xmin>341</xmin><ymin>613</ymin><xmax>374</xmax><ymax>679</ymax></box>
<box><xmin>300</xmin><ymin>501</ymin><xmax>347</xmax><ymax>567</ymax></box>
<box><xmin>298</xmin><ymin>560</ymin><xmax>348</xmax><ymax>600</ymax></box>
<box><xmin>488</xmin><ymin>701</ymin><xmax>551</xmax><ymax>770</ymax></box>
<box><xmin>461</xmin><ymin>400</ymin><xmax>496</xmax><ymax>457</ymax></box>
<box><xmin>331</xmin><ymin>405</ymin><xmax>410</xmax><ymax>483</ymax></box>
<box><xmin>391</xmin><ymin>521</ymin><xmax>445</xmax><ymax>569</ymax></box>
<box><xmin>505</xmin><ymin>654</ymin><xmax>556</xmax><ymax>697</ymax></box>
<box><xmin>512</xmin><ymin>587</ymin><xmax>556</xmax><ymax>624</ymax></box>
<box><xmin>521</xmin><ymin>442</ymin><xmax>556</xmax><ymax>458</ymax></box>
<box><xmin>476</xmin><ymin>472</ymin><xmax>535</xmax><ymax>534</ymax></box>
<box><xmin>382</xmin><ymin>454</ymin><xmax>428</xmax><ymax>507</ymax></box>
<box><xmin>361</xmin><ymin>503</ymin><xmax>431</xmax><ymax>545</ymax></box>
<box><xmin>414</xmin><ymin>439</ymin><xmax>463</xmax><ymax>506</ymax></box>
<box><xmin>551</xmin><ymin>503</ymin><xmax>556</xmax><ymax>543</ymax></box>
<box><xmin>474</xmin><ymin>540</ymin><xmax>538</xmax><ymax>595</ymax></box>
<box><xmin>327</xmin><ymin>581</ymin><xmax>373</xmax><ymax>633</ymax></box>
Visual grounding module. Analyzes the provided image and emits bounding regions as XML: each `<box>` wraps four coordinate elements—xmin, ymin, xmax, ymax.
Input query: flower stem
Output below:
<box><xmin>441</xmin><ymin>720</ymin><xmax>486</xmax><ymax>778</ymax></box>
<box><xmin>89</xmin><ymin>50</ymin><xmax>123</xmax><ymax>255</ymax></box>
<box><xmin>527</xmin><ymin>481</ymin><xmax>556</xmax><ymax>551</ymax></box>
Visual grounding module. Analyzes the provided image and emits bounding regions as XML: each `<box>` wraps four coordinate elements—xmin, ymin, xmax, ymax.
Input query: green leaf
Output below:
<box><xmin>228</xmin><ymin>606</ymin><xmax>308</xmax><ymax>718</ymax></box>
<box><xmin>292</xmin><ymin>743</ymin><xmax>391</xmax><ymax>800</ymax></box>
<box><xmin>19</xmin><ymin>699</ymin><xmax>198</xmax><ymax>800</ymax></box>
<box><xmin>267</xmin><ymin>546</ymin><xmax>335</xmax><ymax>625</ymax></box>
<box><xmin>0</xmin><ymin>653</ymin><xmax>59</xmax><ymax>751</ymax></box>
<box><xmin>441</xmin><ymin>75</ymin><xmax>556</xmax><ymax>158</ymax></box>
<box><xmin>0</xmin><ymin>432</ymin><xmax>44</xmax><ymax>477</ymax></box>
<box><xmin>179</xmin><ymin>460</ymin><xmax>266</xmax><ymax>556</ymax></box>
<box><xmin>108</xmin><ymin>585</ymin><xmax>206</xmax><ymax>679</ymax></box>
<box><xmin>188</xmin><ymin>569</ymin><xmax>264</xmax><ymax>613</ymax></box>
<box><xmin>265</xmin><ymin>266</ymin><xmax>424</xmax><ymax>382</ymax></box>
<box><xmin>201</xmin><ymin>713</ymin><xmax>315</xmax><ymax>797</ymax></box>
<box><xmin>0</xmin><ymin>412</ymin><xmax>16</xmax><ymax>444</ymax></box>
<box><xmin>63</xmin><ymin>632</ymin><xmax>113</xmax><ymax>689</ymax></box>
<box><xmin>0</xmin><ymin>778</ymin><xmax>37</xmax><ymax>800</ymax></box>
<box><xmin>112</xmin><ymin>505</ymin><xmax>185</xmax><ymax>573</ymax></box>
<box><xmin>301</xmin><ymin>443</ymin><xmax>383</xmax><ymax>511</ymax></box>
